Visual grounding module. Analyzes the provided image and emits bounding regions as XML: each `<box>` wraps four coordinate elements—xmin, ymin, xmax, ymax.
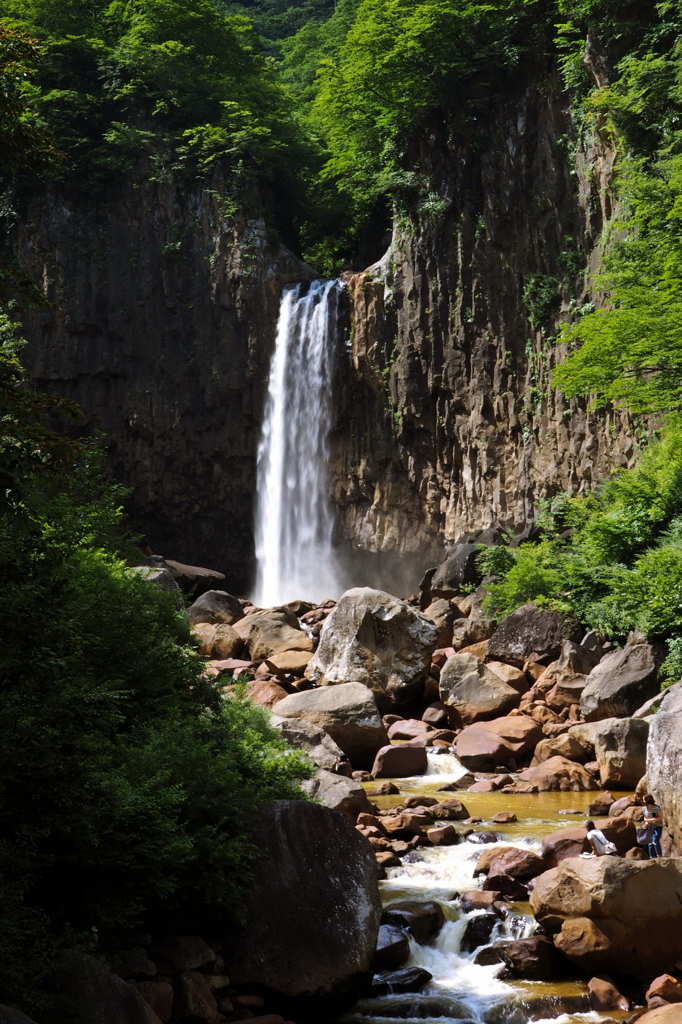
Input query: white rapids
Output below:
<box><xmin>253</xmin><ymin>279</ymin><xmax>342</xmax><ymax>607</ymax></box>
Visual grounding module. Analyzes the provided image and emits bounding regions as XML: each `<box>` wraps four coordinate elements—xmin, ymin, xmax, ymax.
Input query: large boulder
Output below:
<box><xmin>307</xmin><ymin>588</ymin><xmax>438</xmax><ymax>712</ymax></box>
<box><xmin>235</xmin><ymin>607</ymin><xmax>313</xmax><ymax>662</ymax></box>
<box><xmin>474</xmin><ymin>846</ymin><xmax>547</xmax><ymax>881</ymax></box>
<box><xmin>541</xmin><ymin>816</ymin><xmax>637</xmax><ymax>866</ymax></box>
<box><xmin>187</xmin><ymin>590</ymin><xmax>243</xmax><ymax>626</ymax></box>
<box><xmin>224</xmin><ymin>800</ymin><xmax>382</xmax><ymax>1012</ymax></box>
<box><xmin>274</xmin><ymin>683</ymin><xmax>388</xmax><ymax>770</ymax></box>
<box><xmin>301</xmin><ymin>769</ymin><xmax>374</xmax><ymax>822</ymax></box>
<box><xmin>647</xmin><ymin>683</ymin><xmax>682</xmax><ymax>852</ymax></box>
<box><xmin>517</xmin><ymin>755</ymin><xmax>599</xmax><ymax>791</ymax></box>
<box><xmin>372</xmin><ymin>743</ymin><xmax>428</xmax><ymax>777</ymax></box>
<box><xmin>429</xmin><ymin>545</ymin><xmax>481</xmax><ymax>597</ymax></box>
<box><xmin>439</xmin><ymin>654</ymin><xmax>521</xmax><ymax>724</ymax></box>
<box><xmin>530</xmin><ymin>857</ymin><xmax>682</xmax><ymax>980</ymax></box>
<box><xmin>455</xmin><ymin>715</ymin><xmax>541</xmax><ymax>770</ymax></box>
<box><xmin>270</xmin><ymin>714</ymin><xmax>347</xmax><ymax>773</ymax></box>
<box><xmin>532</xmin><ymin>733</ymin><xmax>589</xmax><ymax>765</ymax></box>
<box><xmin>487</xmin><ymin>604</ymin><xmax>581</xmax><ymax>668</ymax></box>
<box><xmin>423</xmin><ymin>598</ymin><xmax>461</xmax><ymax>648</ymax></box>
<box><xmin>52</xmin><ymin>951</ymin><xmax>163</xmax><ymax>1024</ymax></box>
<box><xmin>593</xmin><ymin>717</ymin><xmax>649</xmax><ymax>788</ymax></box>
<box><xmin>580</xmin><ymin>633</ymin><xmax>660</xmax><ymax>721</ymax></box>
<box><xmin>637</xmin><ymin>1009</ymin><xmax>682</xmax><ymax>1024</ymax></box>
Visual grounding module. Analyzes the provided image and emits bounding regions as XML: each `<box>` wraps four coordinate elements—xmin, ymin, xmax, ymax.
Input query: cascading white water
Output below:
<box><xmin>253</xmin><ymin>279</ymin><xmax>341</xmax><ymax>607</ymax></box>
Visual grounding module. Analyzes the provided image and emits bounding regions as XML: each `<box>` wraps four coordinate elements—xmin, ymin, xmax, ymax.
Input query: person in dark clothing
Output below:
<box><xmin>643</xmin><ymin>794</ymin><xmax>663</xmax><ymax>858</ymax></box>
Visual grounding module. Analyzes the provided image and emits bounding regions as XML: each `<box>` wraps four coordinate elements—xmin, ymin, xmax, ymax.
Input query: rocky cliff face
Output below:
<box><xmin>329</xmin><ymin>63</ymin><xmax>639</xmax><ymax>577</ymax></box>
<box><xmin>18</xmin><ymin>176</ymin><xmax>311</xmax><ymax>591</ymax></box>
<box><xmin>17</xmin><ymin>63</ymin><xmax>641</xmax><ymax>595</ymax></box>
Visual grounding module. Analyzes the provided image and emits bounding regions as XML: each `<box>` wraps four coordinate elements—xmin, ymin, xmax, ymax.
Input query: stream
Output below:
<box><xmin>347</xmin><ymin>752</ymin><xmax>633</xmax><ymax>1024</ymax></box>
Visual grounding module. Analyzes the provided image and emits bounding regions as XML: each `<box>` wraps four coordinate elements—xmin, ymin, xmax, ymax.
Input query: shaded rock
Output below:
<box><xmin>423</xmin><ymin>702</ymin><xmax>449</xmax><ymax>727</ymax></box>
<box><xmin>588</xmin><ymin>976</ymin><xmax>630</xmax><ymax>1012</ymax></box>
<box><xmin>136</xmin><ymin>981</ymin><xmax>174</xmax><ymax>1023</ymax></box>
<box><xmin>274</xmin><ymin>682</ymin><xmax>388</xmax><ymax>769</ymax></box>
<box><xmin>647</xmin><ymin>683</ymin><xmax>682</xmax><ymax>852</ymax></box>
<box><xmin>187</xmin><ymin>590</ymin><xmax>243</xmax><ymax>626</ymax></box>
<box><xmin>174</xmin><ymin>971</ymin><xmax>218</xmax><ymax>1023</ymax></box>
<box><xmin>430</xmin><ymin>545</ymin><xmax>481</xmax><ymax>597</ymax></box>
<box><xmin>594</xmin><ymin>717</ymin><xmax>649</xmax><ymax>788</ymax></box>
<box><xmin>265</xmin><ymin>650</ymin><xmax>312</xmax><ymax>676</ymax></box>
<box><xmin>211</xmin><ymin>624</ymin><xmax>243</xmax><ymax>659</ymax></box>
<box><xmin>52</xmin><ymin>951</ymin><xmax>163</xmax><ymax>1024</ymax></box>
<box><xmin>307</xmin><ymin>588</ymin><xmax>438</xmax><ymax>712</ymax></box>
<box><xmin>462</xmin><ymin>915</ymin><xmax>498</xmax><ymax>951</ymax></box>
<box><xmin>580</xmin><ymin>634</ymin><xmax>660</xmax><ymax>722</ymax></box>
<box><xmin>530</xmin><ymin>857</ymin><xmax>682</xmax><ymax>979</ymax></box>
<box><xmin>301</xmin><ymin>769</ymin><xmax>373</xmax><ymax>822</ymax></box>
<box><xmin>588</xmin><ymin>791</ymin><xmax>615</xmax><ymax>816</ymax></box>
<box><xmin>440</xmin><ymin>654</ymin><xmax>521</xmax><ymax>725</ymax></box>
<box><xmin>426</xmin><ymin>823</ymin><xmax>459</xmax><ymax>845</ymax></box>
<box><xmin>238</xmin><ymin>607</ymin><xmax>313</xmax><ymax>662</ymax></box>
<box><xmin>224</xmin><ymin>800</ymin><xmax>382</xmax><ymax>1011</ymax></box>
<box><xmin>270</xmin><ymin>714</ymin><xmax>346</xmax><ymax>773</ymax></box>
<box><xmin>648</xmin><ymin>976</ymin><xmax>682</xmax><ymax>1006</ymax></box>
<box><xmin>483</xmin><ymin>873</ymin><xmax>528</xmax><ymax>899</ymax></box>
<box><xmin>424</xmin><ymin>599</ymin><xmax>460</xmax><ymax>648</ymax></box>
<box><xmin>111</xmin><ymin>947</ymin><xmax>157</xmax><ymax>981</ymax></box>
<box><xmin>373</xmin><ymin>924</ymin><xmax>410</xmax><ymax>971</ymax></box>
<box><xmin>0</xmin><ymin>1010</ymin><xmax>39</xmax><ymax>1024</ymax></box>
<box><xmin>371</xmin><ymin>967</ymin><xmax>432</xmax><ymax>996</ymax></box>
<box><xmin>634</xmin><ymin>681</ymin><xmax>682</xmax><ymax>719</ymax></box>
<box><xmin>474</xmin><ymin>846</ymin><xmax>547</xmax><ymax>881</ymax></box>
<box><xmin>452</xmin><ymin>617</ymin><xmax>497</xmax><ymax>651</ymax></box>
<box><xmin>132</xmin><ymin>565</ymin><xmax>181</xmax><ymax>595</ymax></box>
<box><xmin>372</xmin><ymin>743</ymin><xmax>427</xmax><ymax>777</ymax></box>
<box><xmin>149</xmin><ymin>936</ymin><xmax>217</xmax><ymax>975</ymax></box>
<box><xmin>488</xmin><ymin>604</ymin><xmax>581</xmax><ymax>668</ymax></box>
<box><xmin>517</xmin><ymin>755</ymin><xmax>599</xmax><ymax>791</ymax></box>
<box><xmin>382</xmin><ymin>901</ymin><xmax>445</xmax><ymax>943</ymax></box>
<box><xmin>499</xmin><ymin>937</ymin><xmax>559</xmax><ymax>979</ymax></box>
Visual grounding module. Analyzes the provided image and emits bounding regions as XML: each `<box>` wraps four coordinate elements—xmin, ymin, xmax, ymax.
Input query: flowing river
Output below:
<box><xmin>346</xmin><ymin>753</ymin><xmax>632</xmax><ymax>1024</ymax></box>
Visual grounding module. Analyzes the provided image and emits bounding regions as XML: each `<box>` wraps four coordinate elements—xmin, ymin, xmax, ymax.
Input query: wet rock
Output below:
<box><xmin>467</xmin><ymin>831</ymin><xmax>503</xmax><ymax>844</ymax></box>
<box><xmin>588</xmin><ymin>976</ymin><xmax>630</xmax><ymax>1011</ymax></box>
<box><xmin>487</xmin><ymin>604</ymin><xmax>581</xmax><ymax>668</ymax></box>
<box><xmin>367</xmin><ymin>780</ymin><xmax>400</xmax><ymax>795</ymax></box>
<box><xmin>372</xmin><ymin>742</ymin><xmax>428</xmax><ymax>777</ymax></box>
<box><xmin>593</xmin><ymin>717</ymin><xmax>649</xmax><ymax>788</ymax></box>
<box><xmin>274</xmin><ymin>682</ymin><xmax>388</xmax><ymax>769</ymax></box>
<box><xmin>224</xmin><ymin>800</ymin><xmax>382</xmax><ymax>1011</ymax></box>
<box><xmin>647</xmin><ymin>682</ymin><xmax>682</xmax><ymax>852</ymax></box>
<box><xmin>530</xmin><ymin>857</ymin><xmax>682</xmax><ymax>979</ymax></box>
<box><xmin>517</xmin><ymin>755</ymin><xmax>599</xmax><ymax>791</ymax></box>
<box><xmin>136</xmin><ymin>981</ymin><xmax>174</xmax><ymax>1023</ymax></box>
<box><xmin>149</xmin><ymin>936</ymin><xmax>217</xmax><ymax>975</ymax></box>
<box><xmin>371</xmin><ymin>967</ymin><xmax>432</xmax><ymax>996</ymax></box>
<box><xmin>440</xmin><ymin>654</ymin><xmax>521</xmax><ymax>725</ymax></box>
<box><xmin>373</xmin><ymin>924</ymin><xmax>410</xmax><ymax>970</ymax></box>
<box><xmin>482</xmin><ymin>873</ymin><xmax>528</xmax><ymax>899</ymax></box>
<box><xmin>174</xmin><ymin>971</ymin><xmax>218</xmax><ymax>1023</ymax></box>
<box><xmin>270</xmin><ymin>714</ymin><xmax>347</xmax><ymax>773</ymax></box>
<box><xmin>500</xmin><ymin>937</ymin><xmax>559</xmax><ymax>979</ymax></box>
<box><xmin>462</xmin><ymin>914</ymin><xmax>498</xmax><ymax>951</ymax></box>
<box><xmin>52</xmin><ymin>951</ymin><xmax>163</xmax><ymax>1024</ymax></box>
<box><xmin>306</xmin><ymin>588</ymin><xmax>438</xmax><ymax>712</ymax></box>
<box><xmin>474</xmin><ymin>846</ymin><xmax>547</xmax><ymax>881</ymax></box>
<box><xmin>647</xmin><ymin>976</ymin><xmax>682</xmax><ymax>1006</ymax></box>
<box><xmin>301</xmin><ymin>768</ymin><xmax>374</xmax><ymax>822</ymax></box>
<box><xmin>580</xmin><ymin>633</ymin><xmax>660</xmax><ymax>722</ymax></box>
<box><xmin>382</xmin><ymin>901</ymin><xmax>445</xmax><ymax>943</ymax></box>
<box><xmin>474</xmin><ymin>947</ymin><xmax>504</xmax><ymax>965</ymax></box>
<box><xmin>430</xmin><ymin>798</ymin><xmax>470</xmax><ymax>820</ymax></box>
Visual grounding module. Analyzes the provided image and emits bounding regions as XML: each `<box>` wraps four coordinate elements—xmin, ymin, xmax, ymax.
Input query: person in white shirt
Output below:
<box><xmin>585</xmin><ymin>820</ymin><xmax>618</xmax><ymax>857</ymax></box>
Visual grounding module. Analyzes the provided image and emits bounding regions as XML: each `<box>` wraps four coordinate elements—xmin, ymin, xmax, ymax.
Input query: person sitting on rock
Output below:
<box><xmin>642</xmin><ymin>794</ymin><xmax>663</xmax><ymax>858</ymax></box>
<box><xmin>585</xmin><ymin>820</ymin><xmax>618</xmax><ymax>857</ymax></box>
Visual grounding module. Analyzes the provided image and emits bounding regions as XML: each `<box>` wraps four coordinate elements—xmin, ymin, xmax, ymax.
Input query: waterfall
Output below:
<box><xmin>253</xmin><ymin>279</ymin><xmax>341</xmax><ymax>607</ymax></box>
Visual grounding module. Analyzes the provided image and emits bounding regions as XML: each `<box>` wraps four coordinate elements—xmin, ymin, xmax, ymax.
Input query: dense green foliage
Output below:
<box><xmin>0</xmin><ymin>306</ymin><xmax>312</xmax><ymax>1010</ymax></box>
<box><xmin>479</xmin><ymin>418</ymin><xmax>682</xmax><ymax>669</ymax></box>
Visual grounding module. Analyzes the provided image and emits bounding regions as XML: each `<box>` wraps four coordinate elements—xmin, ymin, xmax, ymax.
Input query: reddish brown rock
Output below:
<box><xmin>174</xmin><ymin>971</ymin><xmax>218</xmax><ymax>1024</ymax></box>
<box><xmin>532</xmin><ymin>733</ymin><xmax>589</xmax><ymax>765</ymax></box>
<box><xmin>482</xmin><ymin>873</ymin><xmax>528</xmax><ymax>899</ymax></box>
<box><xmin>388</xmin><ymin>719</ymin><xmax>434</xmax><ymax>741</ymax></box>
<box><xmin>375</xmin><ymin>851</ymin><xmax>401</xmax><ymax>868</ymax></box>
<box><xmin>637</xmin><ymin>1009</ymin><xmax>682</xmax><ymax>1024</ymax></box>
<box><xmin>499</xmin><ymin>936</ymin><xmax>559</xmax><ymax>979</ymax></box>
<box><xmin>588</xmin><ymin>976</ymin><xmax>630</xmax><ymax>1012</ymax></box>
<box><xmin>426</xmin><ymin>824</ymin><xmax>459</xmax><ymax>845</ymax></box>
<box><xmin>455</xmin><ymin>726</ymin><xmax>516</xmax><ymax>770</ymax></box>
<box><xmin>517</xmin><ymin>755</ymin><xmax>599</xmax><ymax>791</ymax></box>
<box><xmin>487</xmin><ymin>661</ymin><xmax>529</xmax><ymax>693</ymax></box>
<box><xmin>422</xmin><ymin>703</ymin><xmax>448</xmax><ymax>727</ymax></box>
<box><xmin>647</xmin><ymin>977</ymin><xmax>682</xmax><ymax>1006</ymax></box>
<box><xmin>541</xmin><ymin>817</ymin><xmax>637</xmax><ymax>867</ymax></box>
<box><xmin>430</xmin><ymin>798</ymin><xmax>470</xmax><ymax>820</ymax></box>
<box><xmin>246</xmin><ymin>679</ymin><xmax>290</xmax><ymax>708</ymax></box>
<box><xmin>440</xmin><ymin>653</ymin><xmax>521</xmax><ymax>724</ymax></box>
<box><xmin>372</xmin><ymin>743</ymin><xmax>428</xmax><ymax>777</ymax></box>
<box><xmin>461</xmin><ymin>890</ymin><xmax>502</xmax><ymax>911</ymax></box>
<box><xmin>474</xmin><ymin>846</ymin><xmax>547</xmax><ymax>881</ymax></box>
<box><xmin>492</xmin><ymin>811</ymin><xmax>517</xmax><ymax>823</ymax></box>
<box><xmin>136</xmin><ymin>981</ymin><xmax>174</xmax><ymax>1023</ymax></box>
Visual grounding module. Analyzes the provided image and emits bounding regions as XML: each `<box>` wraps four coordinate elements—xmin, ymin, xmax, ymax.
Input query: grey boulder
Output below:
<box><xmin>270</xmin><ymin>713</ymin><xmax>347</xmax><ymax>772</ymax></box>
<box><xmin>307</xmin><ymin>588</ymin><xmax>438</xmax><ymax>712</ymax></box>
<box><xmin>186</xmin><ymin>589</ymin><xmax>243</xmax><ymax>626</ymax></box>
<box><xmin>301</xmin><ymin>768</ymin><xmax>374</xmax><ymax>822</ymax></box>
<box><xmin>580</xmin><ymin>633</ymin><xmax>660</xmax><ymax>721</ymax></box>
<box><xmin>439</xmin><ymin>653</ymin><xmax>521</xmax><ymax>724</ymax></box>
<box><xmin>429</xmin><ymin>545</ymin><xmax>481</xmax><ymax>597</ymax></box>
<box><xmin>51</xmin><ymin>951</ymin><xmax>162</xmax><ymax>1024</ymax></box>
<box><xmin>273</xmin><ymin>682</ymin><xmax>388</xmax><ymax>769</ymax></box>
<box><xmin>487</xmin><ymin>603</ymin><xmax>581</xmax><ymax>667</ymax></box>
<box><xmin>647</xmin><ymin>683</ymin><xmax>682</xmax><ymax>852</ymax></box>
<box><xmin>224</xmin><ymin>799</ymin><xmax>382</xmax><ymax>1012</ymax></box>
<box><xmin>593</xmin><ymin>717</ymin><xmax>649</xmax><ymax>789</ymax></box>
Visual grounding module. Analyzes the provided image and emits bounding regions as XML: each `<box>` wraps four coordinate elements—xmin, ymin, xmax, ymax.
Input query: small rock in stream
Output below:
<box><xmin>462</xmin><ymin>914</ymin><xmax>498</xmax><ymax>951</ymax></box>
<box><xmin>373</xmin><ymin>924</ymin><xmax>410</xmax><ymax>971</ymax></box>
<box><xmin>467</xmin><ymin>831</ymin><xmax>503</xmax><ymax>844</ymax></box>
<box><xmin>382</xmin><ymin>901</ymin><xmax>445</xmax><ymax>943</ymax></box>
<box><xmin>371</xmin><ymin>967</ymin><xmax>432</xmax><ymax>996</ymax></box>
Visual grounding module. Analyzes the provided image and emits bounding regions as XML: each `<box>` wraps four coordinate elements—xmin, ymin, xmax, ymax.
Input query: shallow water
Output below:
<box><xmin>347</xmin><ymin>751</ymin><xmax>634</xmax><ymax>1024</ymax></box>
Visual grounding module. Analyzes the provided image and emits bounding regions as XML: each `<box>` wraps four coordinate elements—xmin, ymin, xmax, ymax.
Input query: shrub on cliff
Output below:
<box><xmin>0</xmin><ymin>320</ymin><xmax>313</xmax><ymax>1011</ymax></box>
